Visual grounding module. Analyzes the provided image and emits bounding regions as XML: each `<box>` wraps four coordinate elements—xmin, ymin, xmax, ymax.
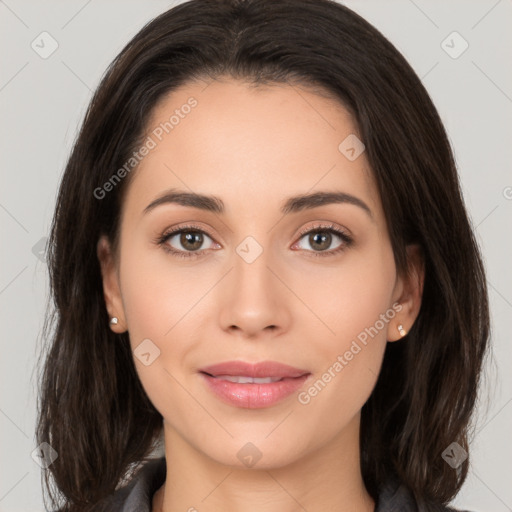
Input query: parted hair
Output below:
<box><xmin>36</xmin><ymin>0</ymin><xmax>490</xmax><ymax>510</ymax></box>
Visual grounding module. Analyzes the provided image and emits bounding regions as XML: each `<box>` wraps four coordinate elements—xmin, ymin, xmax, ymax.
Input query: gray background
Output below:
<box><xmin>1</xmin><ymin>0</ymin><xmax>511</xmax><ymax>510</ymax></box>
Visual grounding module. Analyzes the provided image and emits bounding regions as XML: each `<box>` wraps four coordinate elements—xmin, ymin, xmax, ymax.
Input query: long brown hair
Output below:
<box><xmin>36</xmin><ymin>0</ymin><xmax>490</xmax><ymax>510</ymax></box>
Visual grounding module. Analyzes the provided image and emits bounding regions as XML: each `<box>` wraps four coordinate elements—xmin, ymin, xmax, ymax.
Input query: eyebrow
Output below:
<box><xmin>143</xmin><ymin>188</ymin><xmax>373</xmax><ymax>220</ymax></box>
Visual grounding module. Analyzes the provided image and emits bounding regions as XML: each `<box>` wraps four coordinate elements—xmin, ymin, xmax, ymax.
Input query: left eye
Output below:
<box><xmin>293</xmin><ymin>226</ymin><xmax>352</xmax><ymax>255</ymax></box>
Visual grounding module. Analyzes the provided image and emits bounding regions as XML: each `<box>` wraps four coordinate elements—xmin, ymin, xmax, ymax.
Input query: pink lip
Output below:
<box><xmin>199</xmin><ymin>360</ymin><xmax>311</xmax><ymax>409</ymax></box>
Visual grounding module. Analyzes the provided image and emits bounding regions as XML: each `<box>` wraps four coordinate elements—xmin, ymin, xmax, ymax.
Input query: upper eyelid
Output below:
<box><xmin>297</xmin><ymin>222</ymin><xmax>350</xmax><ymax>237</ymax></box>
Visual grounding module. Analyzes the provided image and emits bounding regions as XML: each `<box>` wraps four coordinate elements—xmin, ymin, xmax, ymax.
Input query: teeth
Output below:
<box><xmin>215</xmin><ymin>375</ymin><xmax>283</xmax><ymax>384</ymax></box>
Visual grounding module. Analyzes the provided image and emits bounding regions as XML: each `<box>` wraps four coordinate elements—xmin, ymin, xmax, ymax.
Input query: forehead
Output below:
<box><xmin>122</xmin><ymin>78</ymin><xmax>383</xmax><ymax>225</ymax></box>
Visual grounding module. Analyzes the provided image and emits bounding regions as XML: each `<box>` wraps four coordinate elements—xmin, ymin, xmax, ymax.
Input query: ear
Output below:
<box><xmin>387</xmin><ymin>244</ymin><xmax>424</xmax><ymax>342</ymax></box>
<box><xmin>97</xmin><ymin>235</ymin><xmax>127</xmax><ymax>333</ymax></box>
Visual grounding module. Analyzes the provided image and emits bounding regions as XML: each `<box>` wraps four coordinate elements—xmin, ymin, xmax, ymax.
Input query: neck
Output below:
<box><xmin>153</xmin><ymin>414</ymin><xmax>375</xmax><ymax>512</ymax></box>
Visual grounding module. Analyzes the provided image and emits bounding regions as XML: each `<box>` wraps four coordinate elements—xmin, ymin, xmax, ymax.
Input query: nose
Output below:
<box><xmin>218</xmin><ymin>245</ymin><xmax>291</xmax><ymax>338</ymax></box>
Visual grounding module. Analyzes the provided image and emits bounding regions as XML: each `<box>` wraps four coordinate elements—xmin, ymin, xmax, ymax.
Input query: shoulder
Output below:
<box><xmin>376</xmin><ymin>477</ymin><xmax>474</xmax><ymax>512</ymax></box>
<box><xmin>93</xmin><ymin>456</ymin><xmax>167</xmax><ymax>512</ymax></box>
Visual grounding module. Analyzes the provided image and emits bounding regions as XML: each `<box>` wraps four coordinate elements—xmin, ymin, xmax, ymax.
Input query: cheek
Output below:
<box><xmin>118</xmin><ymin>234</ymin><xmax>194</xmax><ymax>341</ymax></box>
<box><xmin>117</xmin><ymin>240</ymin><xmax>196</xmax><ymax>417</ymax></box>
<box><xmin>296</xmin><ymin>241</ymin><xmax>397</xmax><ymax>347</ymax></box>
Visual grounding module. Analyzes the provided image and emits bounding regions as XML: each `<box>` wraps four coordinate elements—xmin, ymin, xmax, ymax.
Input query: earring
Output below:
<box><xmin>397</xmin><ymin>324</ymin><xmax>407</xmax><ymax>337</ymax></box>
<box><xmin>110</xmin><ymin>317</ymin><xmax>119</xmax><ymax>325</ymax></box>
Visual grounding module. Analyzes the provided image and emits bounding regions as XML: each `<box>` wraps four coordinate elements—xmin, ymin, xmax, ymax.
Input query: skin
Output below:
<box><xmin>97</xmin><ymin>78</ymin><xmax>424</xmax><ymax>512</ymax></box>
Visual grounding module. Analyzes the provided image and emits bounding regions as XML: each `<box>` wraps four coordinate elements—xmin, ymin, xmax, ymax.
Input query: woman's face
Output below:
<box><xmin>99</xmin><ymin>78</ymin><xmax>420</xmax><ymax>469</ymax></box>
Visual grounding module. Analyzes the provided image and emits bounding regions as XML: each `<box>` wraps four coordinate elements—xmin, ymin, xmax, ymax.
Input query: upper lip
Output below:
<box><xmin>199</xmin><ymin>360</ymin><xmax>310</xmax><ymax>379</ymax></box>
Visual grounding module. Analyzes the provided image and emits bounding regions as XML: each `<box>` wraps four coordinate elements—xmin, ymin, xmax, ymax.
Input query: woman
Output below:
<box><xmin>36</xmin><ymin>0</ymin><xmax>489</xmax><ymax>511</ymax></box>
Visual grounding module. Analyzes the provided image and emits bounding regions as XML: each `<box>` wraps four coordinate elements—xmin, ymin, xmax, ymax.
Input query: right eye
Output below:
<box><xmin>156</xmin><ymin>223</ymin><xmax>220</xmax><ymax>259</ymax></box>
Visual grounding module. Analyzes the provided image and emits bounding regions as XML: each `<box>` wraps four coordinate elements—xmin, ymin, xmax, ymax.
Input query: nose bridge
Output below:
<box><xmin>232</xmin><ymin>235</ymin><xmax>278</xmax><ymax>304</ymax></box>
<box><xmin>218</xmin><ymin>234</ymin><xmax>290</xmax><ymax>335</ymax></box>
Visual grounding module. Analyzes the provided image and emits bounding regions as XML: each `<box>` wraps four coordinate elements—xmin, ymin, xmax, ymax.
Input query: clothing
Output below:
<box><xmin>99</xmin><ymin>456</ymin><xmax>471</xmax><ymax>512</ymax></box>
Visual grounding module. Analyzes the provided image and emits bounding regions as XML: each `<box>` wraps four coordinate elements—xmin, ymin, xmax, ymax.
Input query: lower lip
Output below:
<box><xmin>200</xmin><ymin>373</ymin><xmax>310</xmax><ymax>409</ymax></box>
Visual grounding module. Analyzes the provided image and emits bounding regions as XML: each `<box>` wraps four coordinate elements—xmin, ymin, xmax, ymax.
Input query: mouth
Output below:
<box><xmin>198</xmin><ymin>360</ymin><xmax>311</xmax><ymax>409</ymax></box>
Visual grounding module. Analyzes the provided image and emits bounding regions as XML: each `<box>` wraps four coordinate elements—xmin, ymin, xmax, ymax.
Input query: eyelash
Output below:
<box><xmin>155</xmin><ymin>222</ymin><xmax>353</xmax><ymax>259</ymax></box>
